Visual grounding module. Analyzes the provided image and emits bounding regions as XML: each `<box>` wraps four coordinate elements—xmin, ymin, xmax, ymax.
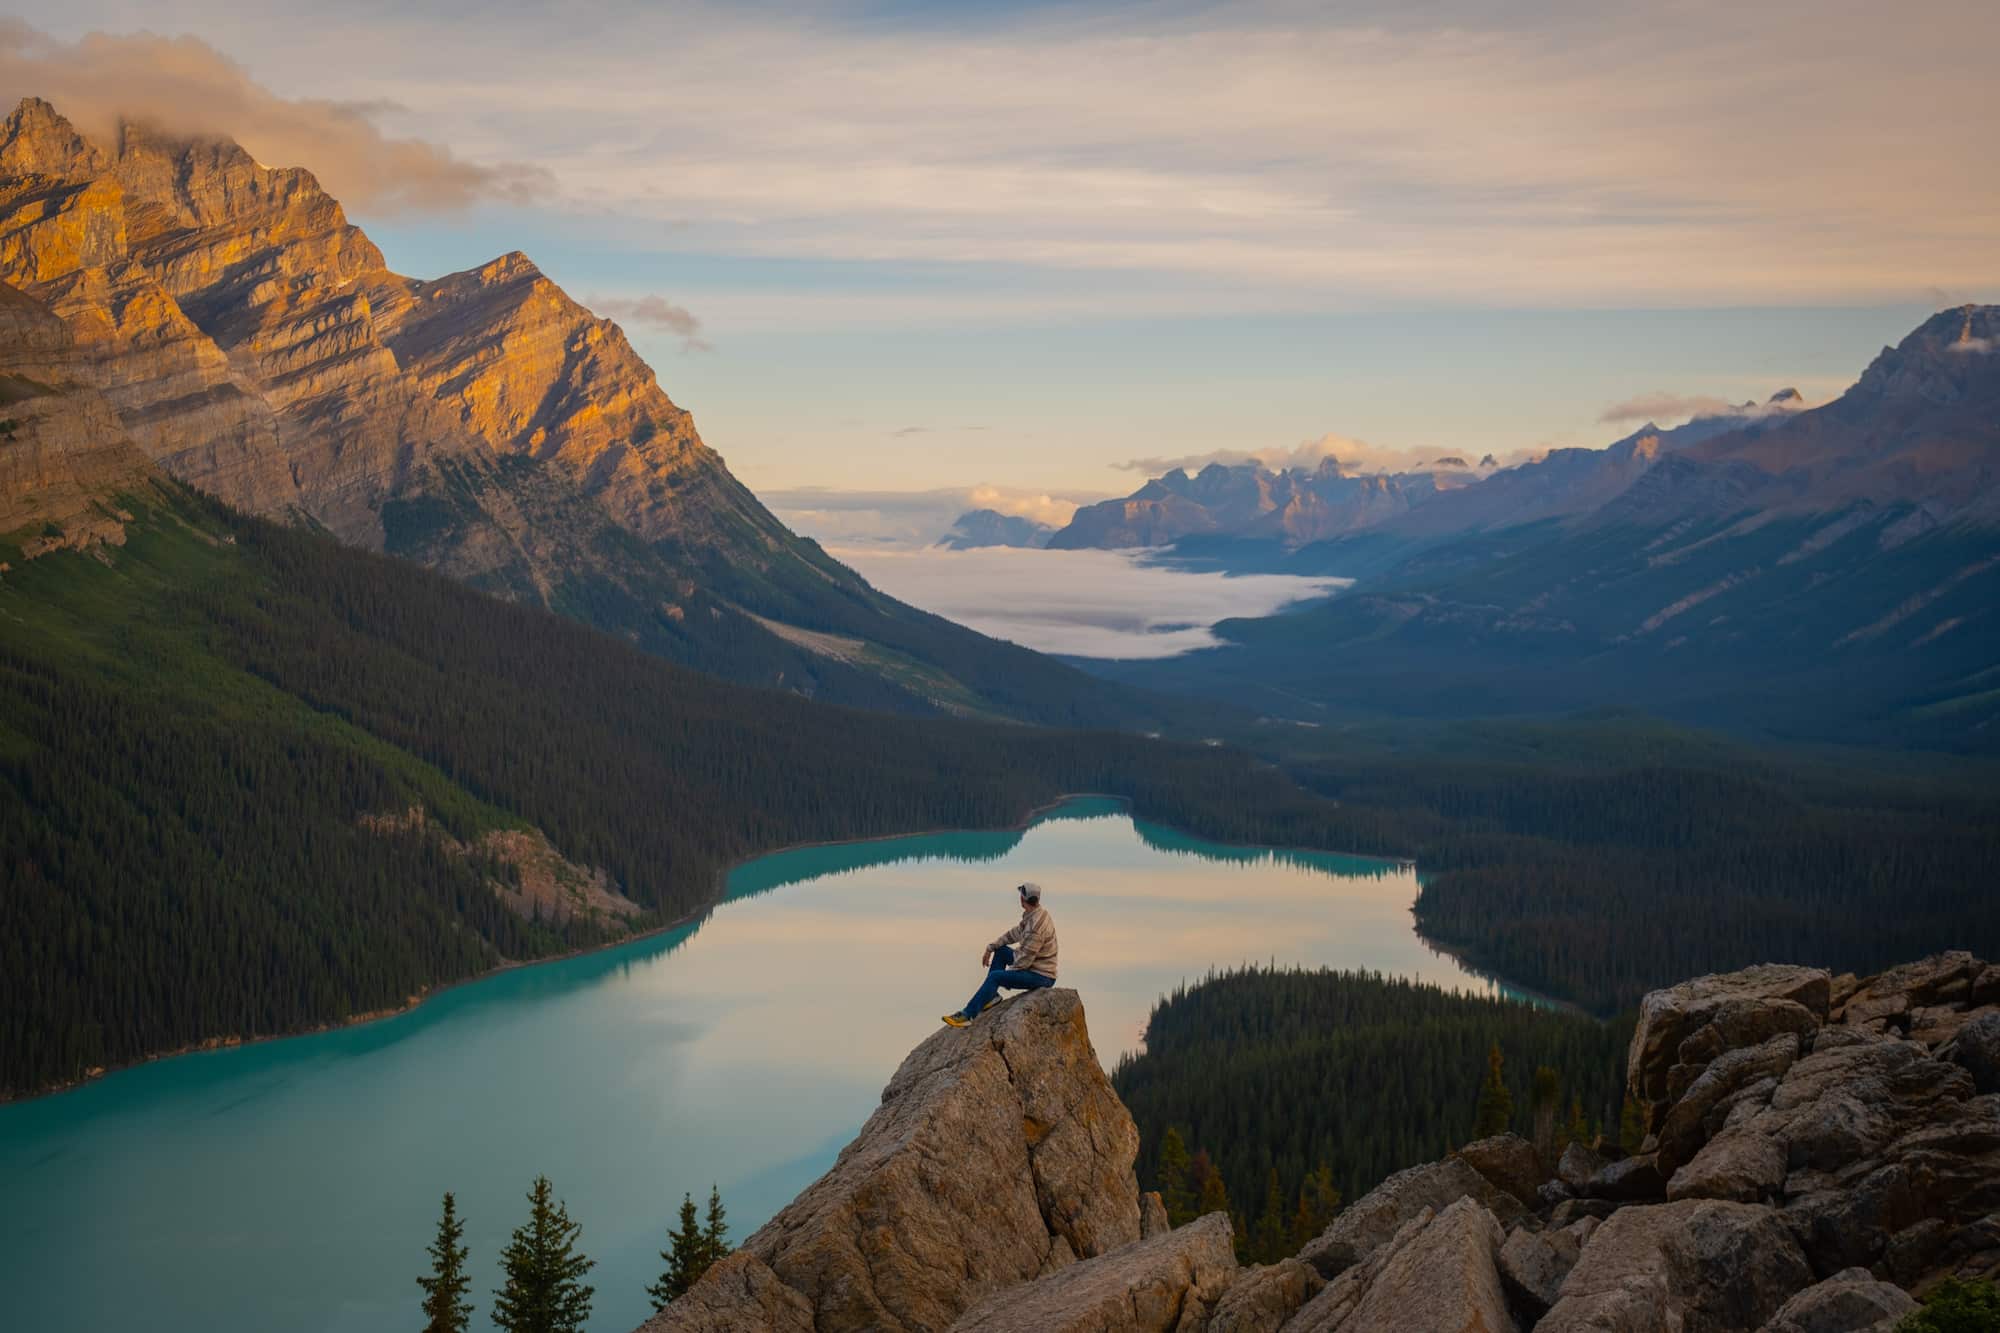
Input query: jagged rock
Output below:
<box><xmin>950</xmin><ymin>1212</ymin><xmax>1237</xmax><ymax>1333</ymax></box>
<box><xmin>1657</xmin><ymin>1033</ymin><xmax>1800</xmax><ymax>1174</ymax></box>
<box><xmin>1551</xmin><ymin>1198</ymin><xmax>1620</xmax><ymax>1226</ymax></box>
<box><xmin>1588</xmin><ymin>1153</ymin><xmax>1667</xmax><ymax>1202</ymax></box>
<box><xmin>636</xmin><ymin>1252</ymin><xmax>813</xmax><ymax>1333</ymax></box>
<box><xmin>1940</xmin><ymin>1011</ymin><xmax>2000</xmax><ymax>1094</ymax></box>
<box><xmin>1537</xmin><ymin>1179</ymin><xmax>1575</xmax><ymax>1208</ymax></box>
<box><xmin>1295</xmin><ymin>1155</ymin><xmax>1521</xmax><ymax>1278</ymax></box>
<box><xmin>1205</xmin><ymin>1259</ymin><xmax>1323</xmax><ymax>1333</ymax></box>
<box><xmin>1756</xmin><ymin>1266</ymin><xmax>1917</xmax><ymax>1333</ymax></box>
<box><xmin>1558</xmin><ymin>1141</ymin><xmax>1607</xmax><ymax>1190</ymax></box>
<box><xmin>1667</xmin><ymin>1129</ymin><xmax>1788</xmax><ymax>1202</ymax></box>
<box><xmin>1288</xmin><ymin>1198</ymin><xmax>1516</xmax><ymax>1333</ymax></box>
<box><xmin>1843</xmin><ymin>953</ymin><xmax>1983</xmax><ymax>1016</ymax></box>
<box><xmin>1455</xmin><ymin>1133</ymin><xmax>1550</xmax><ymax>1206</ymax></box>
<box><xmin>1539</xmin><ymin>1199</ymin><xmax>1813</xmax><ymax>1333</ymax></box>
<box><xmin>1496</xmin><ymin>1224</ymin><xmax>1580</xmax><ymax>1316</ymax></box>
<box><xmin>669</xmin><ymin>988</ymin><xmax>1139</xmax><ymax>1332</ymax></box>
<box><xmin>1141</xmin><ymin>1191</ymin><xmax>1171</xmax><ymax>1240</ymax></box>
<box><xmin>1628</xmin><ymin>965</ymin><xmax>1829</xmax><ymax>1130</ymax></box>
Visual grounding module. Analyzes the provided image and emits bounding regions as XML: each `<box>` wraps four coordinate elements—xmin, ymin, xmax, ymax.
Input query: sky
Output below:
<box><xmin>5</xmin><ymin>1</ymin><xmax>1996</xmax><ymax>532</ymax></box>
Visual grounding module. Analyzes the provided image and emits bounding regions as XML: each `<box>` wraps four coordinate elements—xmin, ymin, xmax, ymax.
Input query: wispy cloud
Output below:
<box><xmin>0</xmin><ymin>21</ymin><xmax>549</xmax><ymax>212</ymax></box>
<box><xmin>1597</xmin><ymin>391</ymin><xmax>1809</xmax><ymax>425</ymax></box>
<box><xmin>586</xmin><ymin>293</ymin><xmax>711</xmax><ymax>352</ymax></box>
<box><xmin>1117</xmin><ymin>432</ymin><xmax>1479</xmax><ymax>478</ymax></box>
<box><xmin>764</xmin><ymin>484</ymin><xmax>1101</xmax><ymax>547</ymax></box>
<box><xmin>1949</xmin><ymin>336</ymin><xmax>1994</xmax><ymax>355</ymax></box>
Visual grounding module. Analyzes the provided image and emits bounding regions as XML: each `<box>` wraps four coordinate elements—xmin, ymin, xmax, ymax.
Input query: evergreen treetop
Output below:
<box><xmin>491</xmin><ymin>1176</ymin><xmax>594</xmax><ymax>1333</ymax></box>
<box><xmin>418</xmin><ymin>1191</ymin><xmax>474</xmax><ymax>1333</ymax></box>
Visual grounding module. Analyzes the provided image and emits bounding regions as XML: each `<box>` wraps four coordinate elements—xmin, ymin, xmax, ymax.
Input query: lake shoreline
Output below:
<box><xmin>8</xmin><ymin>792</ymin><xmax>1545</xmax><ymax>1106</ymax></box>
<box><xmin>3</xmin><ymin>791</ymin><xmax>1137</xmax><ymax>1106</ymax></box>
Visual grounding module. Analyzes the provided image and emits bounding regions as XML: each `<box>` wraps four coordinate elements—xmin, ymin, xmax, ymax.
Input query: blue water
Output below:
<box><xmin>0</xmin><ymin>798</ymin><xmax>1503</xmax><ymax>1332</ymax></box>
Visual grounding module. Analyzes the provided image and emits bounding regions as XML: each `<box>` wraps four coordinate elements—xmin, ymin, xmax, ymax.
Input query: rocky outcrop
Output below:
<box><xmin>651</xmin><ymin>988</ymin><xmax>1141</xmax><ymax>1332</ymax></box>
<box><xmin>950</xmin><ymin>1213</ymin><xmax>1238</xmax><ymax>1333</ymax></box>
<box><xmin>640</xmin><ymin>956</ymin><xmax>1997</xmax><ymax>1332</ymax></box>
<box><xmin>1759</xmin><ymin>1267</ymin><xmax>1917</xmax><ymax>1333</ymax></box>
<box><xmin>1539</xmin><ymin>1199</ymin><xmax>1813</xmax><ymax>1333</ymax></box>
<box><xmin>1295</xmin><ymin>1154</ymin><xmax>1523</xmax><ymax>1278</ymax></box>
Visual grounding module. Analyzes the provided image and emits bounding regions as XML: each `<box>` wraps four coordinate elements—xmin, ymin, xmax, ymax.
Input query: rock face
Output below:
<box><xmin>652</xmin><ymin>989</ymin><xmax>1141</xmax><ymax>1332</ymax></box>
<box><xmin>1539</xmin><ymin>1199</ymin><xmax>1813</xmax><ymax>1333</ymax></box>
<box><xmin>1</xmin><ymin>96</ymin><xmax>1104</xmax><ymax>721</ymax></box>
<box><xmin>950</xmin><ymin>1212</ymin><xmax>1238</xmax><ymax>1333</ymax></box>
<box><xmin>639</xmin><ymin>955</ymin><xmax>1999</xmax><ymax>1332</ymax></box>
<box><xmin>0</xmin><ymin>279</ymin><xmax>156</xmax><ymax>548</ymax></box>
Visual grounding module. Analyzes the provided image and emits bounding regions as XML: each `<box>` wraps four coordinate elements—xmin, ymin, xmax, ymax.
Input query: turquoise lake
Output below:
<box><xmin>0</xmin><ymin>798</ymin><xmax>1509</xmax><ymax>1332</ymax></box>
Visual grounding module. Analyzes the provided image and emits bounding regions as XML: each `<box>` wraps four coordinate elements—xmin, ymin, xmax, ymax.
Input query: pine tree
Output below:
<box><xmin>1618</xmin><ymin>1093</ymin><xmax>1645</xmax><ymax>1154</ymax></box>
<box><xmin>418</xmin><ymin>1191</ymin><xmax>473</xmax><ymax>1333</ymax></box>
<box><xmin>1473</xmin><ymin>1041</ymin><xmax>1513</xmax><ymax>1138</ymax></box>
<box><xmin>1530</xmin><ymin>1065</ymin><xmax>1560</xmax><ymax>1162</ymax></box>
<box><xmin>491</xmin><ymin>1176</ymin><xmax>594</xmax><ymax>1333</ymax></box>
<box><xmin>1157</xmin><ymin>1126</ymin><xmax>1196</xmax><ymax>1226</ymax></box>
<box><xmin>1252</xmin><ymin>1168</ymin><xmax>1289</xmax><ymax>1263</ymax></box>
<box><xmin>647</xmin><ymin>1193</ymin><xmax>705</xmax><ymax>1312</ymax></box>
<box><xmin>700</xmin><ymin>1185</ymin><xmax>730</xmax><ymax>1271</ymax></box>
<box><xmin>1563</xmin><ymin>1096</ymin><xmax>1591</xmax><ymax>1152</ymax></box>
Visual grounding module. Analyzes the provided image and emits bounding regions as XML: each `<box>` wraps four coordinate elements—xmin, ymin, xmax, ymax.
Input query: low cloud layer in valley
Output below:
<box><xmin>829</xmin><ymin>545</ymin><xmax>1347</xmax><ymax>659</ymax></box>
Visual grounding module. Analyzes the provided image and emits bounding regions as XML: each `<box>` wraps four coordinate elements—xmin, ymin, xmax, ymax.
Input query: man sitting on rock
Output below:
<box><xmin>942</xmin><ymin>882</ymin><xmax>1058</xmax><ymax>1027</ymax></box>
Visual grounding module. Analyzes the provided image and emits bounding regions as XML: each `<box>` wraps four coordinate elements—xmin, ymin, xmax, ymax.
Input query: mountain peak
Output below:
<box><xmin>0</xmin><ymin>97</ymin><xmax>104</xmax><ymax>180</ymax></box>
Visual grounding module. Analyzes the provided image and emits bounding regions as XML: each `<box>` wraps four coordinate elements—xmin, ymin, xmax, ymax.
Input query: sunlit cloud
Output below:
<box><xmin>0</xmin><ymin>21</ymin><xmax>550</xmax><ymax>212</ymax></box>
<box><xmin>586</xmin><ymin>293</ymin><xmax>711</xmax><ymax>352</ymax></box>
<box><xmin>765</xmin><ymin>484</ymin><xmax>1104</xmax><ymax>547</ymax></box>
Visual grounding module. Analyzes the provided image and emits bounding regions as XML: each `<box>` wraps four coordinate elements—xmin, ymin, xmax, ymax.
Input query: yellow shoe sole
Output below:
<box><xmin>941</xmin><ymin>1013</ymin><xmax>969</xmax><ymax>1028</ymax></box>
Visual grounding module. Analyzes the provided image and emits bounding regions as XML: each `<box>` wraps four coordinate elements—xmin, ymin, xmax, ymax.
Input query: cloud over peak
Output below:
<box><xmin>1597</xmin><ymin>389</ymin><xmax>1811</xmax><ymax>426</ymax></box>
<box><xmin>586</xmin><ymin>293</ymin><xmax>711</xmax><ymax>352</ymax></box>
<box><xmin>0</xmin><ymin>21</ymin><xmax>550</xmax><ymax>213</ymax></box>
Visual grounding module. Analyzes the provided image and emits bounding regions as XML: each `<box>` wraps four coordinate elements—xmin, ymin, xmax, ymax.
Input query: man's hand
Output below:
<box><xmin>981</xmin><ymin>947</ymin><xmax>994</xmax><ymax>967</ymax></box>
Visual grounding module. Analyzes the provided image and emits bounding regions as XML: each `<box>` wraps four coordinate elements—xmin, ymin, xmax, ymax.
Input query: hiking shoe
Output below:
<box><xmin>941</xmin><ymin>1012</ymin><xmax>970</xmax><ymax>1028</ymax></box>
<box><xmin>981</xmin><ymin>995</ymin><xmax>1005</xmax><ymax>1012</ymax></box>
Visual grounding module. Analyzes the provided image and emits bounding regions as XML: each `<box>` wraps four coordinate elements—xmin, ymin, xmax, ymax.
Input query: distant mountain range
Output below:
<box><xmin>0</xmin><ymin>97</ymin><xmax>1183</xmax><ymax>730</ymax></box>
<box><xmin>1083</xmin><ymin>311</ymin><xmax>2000</xmax><ymax>749</ymax></box>
<box><xmin>936</xmin><ymin>507</ymin><xmax>1055</xmax><ymax>549</ymax></box>
<box><xmin>1048</xmin><ymin>453</ymin><xmax>1497</xmax><ymax>550</ymax></box>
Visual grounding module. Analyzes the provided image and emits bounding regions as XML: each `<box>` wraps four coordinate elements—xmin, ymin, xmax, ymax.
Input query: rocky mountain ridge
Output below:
<box><xmin>0</xmin><ymin>96</ymin><xmax>1170</xmax><ymax>726</ymax></box>
<box><xmin>642</xmin><ymin>953</ymin><xmax>2000</xmax><ymax>1331</ymax></box>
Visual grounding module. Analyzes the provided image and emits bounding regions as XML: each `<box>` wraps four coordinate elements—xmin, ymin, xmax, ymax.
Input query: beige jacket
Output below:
<box><xmin>990</xmin><ymin>905</ymin><xmax>1058</xmax><ymax>979</ymax></box>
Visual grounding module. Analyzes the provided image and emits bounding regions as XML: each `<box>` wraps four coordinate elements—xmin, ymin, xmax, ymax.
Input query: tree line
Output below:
<box><xmin>1112</xmin><ymin>966</ymin><xmax>1634</xmax><ymax>1249</ymax></box>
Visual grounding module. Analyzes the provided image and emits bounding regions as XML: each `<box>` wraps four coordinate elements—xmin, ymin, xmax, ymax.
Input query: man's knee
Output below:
<box><xmin>990</xmin><ymin>945</ymin><xmax>1015</xmax><ymax>969</ymax></box>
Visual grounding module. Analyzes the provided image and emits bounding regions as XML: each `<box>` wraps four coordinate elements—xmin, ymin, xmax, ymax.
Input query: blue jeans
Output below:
<box><xmin>960</xmin><ymin>944</ymin><xmax>1054</xmax><ymax>1017</ymax></box>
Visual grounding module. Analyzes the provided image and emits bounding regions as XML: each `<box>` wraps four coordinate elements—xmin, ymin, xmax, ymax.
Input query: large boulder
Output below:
<box><xmin>1940</xmin><ymin>1010</ymin><xmax>2000</xmax><ymax>1094</ymax></box>
<box><xmin>1294</xmin><ymin>1155</ymin><xmax>1523</xmax><ymax>1278</ymax></box>
<box><xmin>651</xmin><ymin>988</ymin><xmax>1140</xmax><ymax>1332</ymax></box>
<box><xmin>1283</xmin><ymin>1197</ymin><xmax>1515</xmax><ymax>1333</ymax></box>
<box><xmin>1756</xmin><ymin>1267</ymin><xmax>1917</xmax><ymax>1333</ymax></box>
<box><xmin>1496</xmin><ymin>1222</ymin><xmax>1588</xmax><ymax>1317</ymax></box>
<box><xmin>1454</xmin><ymin>1133</ymin><xmax>1550</xmax><ymax>1206</ymax></box>
<box><xmin>1628</xmin><ymin>965</ymin><xmax>1830</xmax><ymax>1132</ymax></box>
<box><xmin>1538</xmin><ymin>1199</ymin><xmax>1813</xmax><ymax>1333</ymax></box>
<box><xmin>1206</xmin><ymin>1259</ymin><xmax>1324</xmax><ymax>1333</ymax></box>
<box><xmin>949</xmin><ymin>1212</ymin><xmax>1238</xmax><ymax>1333</ymax></box>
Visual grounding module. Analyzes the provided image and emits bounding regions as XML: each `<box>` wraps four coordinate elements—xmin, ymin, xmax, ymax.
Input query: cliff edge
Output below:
<box><xmin>644</xmin><ymin>953</ymin><xmax>2000</xmax><ymax>1332</ymax></box>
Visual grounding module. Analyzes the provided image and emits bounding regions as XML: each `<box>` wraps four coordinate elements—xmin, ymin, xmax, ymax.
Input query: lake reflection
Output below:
<box><xmin>1</xmin><ymin>799</ymin><xmax>1494</xmax><ymax>1333</ymax></box>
